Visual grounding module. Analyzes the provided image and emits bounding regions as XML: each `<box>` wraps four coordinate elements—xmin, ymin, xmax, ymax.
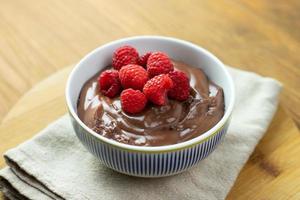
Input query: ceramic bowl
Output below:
<box><xmin>66</xmin><ymin>36</ymin><xmax>235</xmax><ymax>177</ymax></box>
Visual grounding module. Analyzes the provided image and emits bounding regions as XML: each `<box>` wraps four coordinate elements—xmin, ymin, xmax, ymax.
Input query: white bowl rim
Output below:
<box><xmin>66</xmin><ymin>35</ymin><xmax>235</xmax><ymax>152</ymax></box>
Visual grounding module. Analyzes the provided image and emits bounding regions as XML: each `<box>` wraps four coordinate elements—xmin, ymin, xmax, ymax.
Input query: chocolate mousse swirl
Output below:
<box><xmin>77</xmin><ymin>61</ymin><xmax>224</xmax><ymax>146</ymax></box>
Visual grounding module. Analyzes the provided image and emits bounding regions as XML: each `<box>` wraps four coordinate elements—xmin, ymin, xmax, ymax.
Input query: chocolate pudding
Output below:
<box><xmin>77</xmin><ymin>61</ymin><xmax>224</xmax><ymax>146</ymax></box>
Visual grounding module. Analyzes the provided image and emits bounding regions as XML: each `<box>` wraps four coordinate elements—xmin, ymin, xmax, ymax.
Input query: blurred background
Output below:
<box><xmin>0</xmin><ymin>0</ymin><xmax>299</xmax><ymax>199</ymax></box>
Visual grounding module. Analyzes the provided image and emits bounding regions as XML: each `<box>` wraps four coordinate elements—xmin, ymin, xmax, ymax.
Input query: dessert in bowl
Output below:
<box><xmin>66</xmin><ymin>36</ymin><xmax>235</xmax><ymax>177</ymax></box>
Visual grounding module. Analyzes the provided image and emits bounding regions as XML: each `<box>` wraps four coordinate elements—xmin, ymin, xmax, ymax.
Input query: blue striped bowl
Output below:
<box><xmin>66</xmin><ymin>36</ymin><xmax>235</xmax><ymax>177</ymax></box>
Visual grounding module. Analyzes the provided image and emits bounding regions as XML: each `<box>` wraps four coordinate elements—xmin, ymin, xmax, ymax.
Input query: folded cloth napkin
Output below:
<box><xmin>0</xmin><ymin>66</ymin><xmax>282</xmax><ymax>200</ymax></box>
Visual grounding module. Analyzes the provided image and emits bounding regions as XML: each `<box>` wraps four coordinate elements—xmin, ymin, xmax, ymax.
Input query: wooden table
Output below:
<box><xmin>0</xmin><ymin>0</ymin><xmax>299</xmax><ymax>199</ymax></box>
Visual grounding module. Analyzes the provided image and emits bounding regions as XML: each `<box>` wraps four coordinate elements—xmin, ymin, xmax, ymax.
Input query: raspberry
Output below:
<box><xmin>138</xmin><ymin>52</ymin><xmax>152</xmax><ymax>67</ymax></box>
<box><xmin>98</xmin><ymin>70</ymin><xmax>121</xmax><ymax>98</ymax></box>
<box><xmin>112</xmin><ymin>45</ymin><xmax>139</xmax><ymax>70</ymax></box>
<box><xmin>143</xmin><ymin>74</ymin><xmax>174</xmax><ymax>106</ymax></box>
<box><xmin>168</xmin><ymin>70</ymin><xmax>190</xmax><ymax>101</ymax></box>
<box><xmin>119</xmin><ymin>64</ymin><xmax>148</xmax><ymax>90</ymax></box>
<box><xmin>121</xmin><ymin>89</ymin><xmax>147</xmax><ymax>114</ymax></box>
<box><xmin>146</xmin><ymin>52</ymin><xmax>174</xmax><ymax>77</ymax></box>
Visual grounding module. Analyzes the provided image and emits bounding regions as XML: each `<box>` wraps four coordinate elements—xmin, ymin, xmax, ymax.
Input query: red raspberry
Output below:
<box><xmin>119</xmin><ymin>64</ymin><xmax>148</xmax><ymax>90</ymax></box>
<box><xmin>121</xmin><ymin>89</ymin><xmax>147</xmax><ymax>114</ymax></box>
<box><xmin>143</xmin><ymin>74</ymin><xmax>174</xmax><ymax>106</ymax></box>
<box><xmin>112</xmin><ymin>45</ymin><xmax>139</xmax><ymax>70</ymax></box>
<box><xmin>146</xmin><ymin>52</ymin><xmax>174</xmax><ymax>77</ymax></box>
<box><xmin>168</xmin><ymin>70</ymin><xmax>190</xmax><ymax>101</ymax></box>
<box><xmin>98</xmin><ymin>70</ymin><xmax>121</xmax><ymax>98</ymax></box>
<box><xmin>138</xmin><ymin>52</ymin><xmax>152</xmax><ymax>67</ymax></box>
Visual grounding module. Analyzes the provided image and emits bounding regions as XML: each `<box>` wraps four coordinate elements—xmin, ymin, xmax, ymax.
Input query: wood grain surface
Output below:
<box><xmin>0</xmin><ymin>66</ymin><xmax>299</xmax><ymax>199</ymax></box>
<box><xmin>0</xmin><ymin>0</ymin><xmax>300</xmax><ymax>199</ymax></box>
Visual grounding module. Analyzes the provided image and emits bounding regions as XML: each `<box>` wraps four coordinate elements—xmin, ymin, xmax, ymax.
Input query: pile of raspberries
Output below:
<box><xmin>98</xmin><ymin>45</ymin><xmax>190</xmax><ymax>114</ymax></box>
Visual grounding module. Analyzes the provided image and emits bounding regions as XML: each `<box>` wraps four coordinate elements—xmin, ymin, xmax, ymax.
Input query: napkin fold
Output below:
<box><xmin>0</xmin><ymin>67</ymin><xmax>282</xmax><ymax>200</ymax></box>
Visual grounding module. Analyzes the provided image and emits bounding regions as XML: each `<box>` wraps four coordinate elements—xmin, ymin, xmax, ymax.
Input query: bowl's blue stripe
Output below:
<box><xmin>184</xmin><ymin>148</ymin><xmax>193</xmax><ymax>171</ymax></box>
<box><xmin>199</xmin><ymin>140</ymin><xmax>206</xmax><ymax>160</ymax></box>
<box><xmin>157</xmin><ymin>154</ymin><xmax>162</xmax><ymax>176</ymax></box>
<box><xmin>164</xmin><ymin>153</ymin><xmax>169</xmax><ymax>175</ymax></box>
<box><xmin>105</xmin><ymin>144</ymin><xmax>113</xmax><ymax>168</ymax></box>
<box><xmin>124</xmin><ymin>150</ymin><xmax>129</xmax><ymax>173</ymax></box>
<box><xmin>104</xmin><ymin>144</ymin><xmax>112</xmax><ymax>168</ymax></box>
<box><xmin>114</xmin><ymin>148</ymin><xmax>119</xmax><ymax>171</ymax></box>
<box><xmin>175</xmin><ymin>150</ymin><xmax>181</xmax><ymax>171</ymax></box>
<box><xmin>191</xmin><ymin>144</ymin><xmax>199</xmax><ymax>167</ymax></box>
<box><xmin>189</xmin><ymin>146</ymin><xmax>195</xmax><ymax>167</ymax></box>
<box><xmin>155</xmin><ymin>154</ymin><xmax>159</xmax><ymax>176</ymax></box>
<box><xmin>176</xmin><ymin>150</ymin><xmax>182</xmax><ymax>172</ymax></box>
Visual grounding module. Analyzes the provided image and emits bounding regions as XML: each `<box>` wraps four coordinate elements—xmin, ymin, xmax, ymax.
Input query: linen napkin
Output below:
<box><xmin>0</xmin><ymin>66</ymin><xmax>282</xmax><ymax>200</ymax></box>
